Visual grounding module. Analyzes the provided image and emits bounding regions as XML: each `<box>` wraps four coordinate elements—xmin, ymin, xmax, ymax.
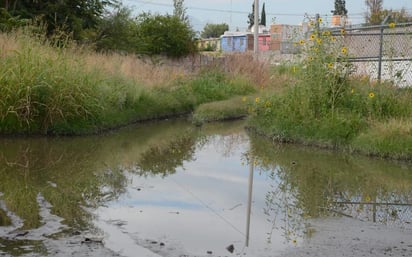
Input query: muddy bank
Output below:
<box><xmin>275</xmin><ymin>217</ymin><xmax>412</xmax><ymax>257</ymax></box>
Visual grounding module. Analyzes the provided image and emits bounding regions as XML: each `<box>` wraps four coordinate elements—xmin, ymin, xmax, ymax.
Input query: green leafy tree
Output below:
<box><xmin>387</xmin><ymin>8</ymin><xmax>412</xmax><ymax>23</ymax></box>
<box><xmin>378</xmin><ymin>8</ymin><xmax>412</xmax><ymax>23</ymax></box>
<box><xmin>135</xmin><ymin>13</ymin><xmax>196</xmax><ymax>57</ymax></box>
<box><xmin>94</xmin><ymin>6</ymin><xmax>139</xmax><ymax>53</ymax></box>
<box><xmin>0</xmin><ymin>0</ymin><xmax>118</xmax><ymax>40</ymax></box>
<box><xmin>260</xmin><ymin>3</ymin><xmax>266</xmax><ymax>26</ymax></box>
<box><xmin>0</xmin><ymin>8</ymin><xmax>29</xmax><ymax>32</ymax></box>
<box><xmin>201</xmin><ymin>23</ymin><xmax>228</xmax><ymax>38</ymax></box>
<box><xmin>173</xmin><ymin>0</ymin><xmax>188</xmax><ymax>23</ymax></box>
<box><xmin>332</xmin><ymin>0</ymin><xmax>348</xmax><ymax>16</ymax></box>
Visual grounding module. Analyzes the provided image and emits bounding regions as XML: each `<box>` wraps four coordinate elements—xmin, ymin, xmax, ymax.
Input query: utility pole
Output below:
<box><xmin>253</xmin><ymin>0</ymin><xmax>259</xmax><ymax>54</ymax></box>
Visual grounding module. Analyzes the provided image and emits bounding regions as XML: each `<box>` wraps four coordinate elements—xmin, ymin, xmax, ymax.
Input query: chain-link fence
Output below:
<box><xmin>329</xmin><ymin>201</ymin><xmax>412</xmax><ymax>229</ymax></box>
<box><xmin>331</xmin><ymin>22</ymin><xmax>412</xmax><ymax>87</ymax></box>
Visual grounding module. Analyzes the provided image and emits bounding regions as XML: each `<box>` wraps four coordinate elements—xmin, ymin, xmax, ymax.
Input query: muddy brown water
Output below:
<box><xmin>0</xmin><ymin>119</ymin><xmax>411</xmax><ymax>257</ymax></box>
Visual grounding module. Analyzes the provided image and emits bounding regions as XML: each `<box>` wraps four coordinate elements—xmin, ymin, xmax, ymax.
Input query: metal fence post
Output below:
<box><xmin>378</xmin><ymin>15</ymin><xmax>390</xmax><ymax>83</ymax></box>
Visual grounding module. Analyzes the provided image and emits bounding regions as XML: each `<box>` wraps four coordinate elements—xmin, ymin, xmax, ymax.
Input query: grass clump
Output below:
<box><xmin>351</xmin><ymin>119</ymin><xmax>412</xmax><ymax>159</ymax></box>
<box><xmin>192</xmin><ymin>96</ymin><xmax>249</xmax><ymax>125</ymax></box>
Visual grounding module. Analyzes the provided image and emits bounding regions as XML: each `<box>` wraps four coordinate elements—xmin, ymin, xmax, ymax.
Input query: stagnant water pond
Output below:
<box><xmin>0</xmin><ymin>119</ymin><xmax>411</xmax><ymax>257</ymax></box>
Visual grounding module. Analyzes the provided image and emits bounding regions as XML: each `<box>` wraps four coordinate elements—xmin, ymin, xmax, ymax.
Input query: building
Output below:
<box><xmin>270</xmin><ymin>24</ymin><xmax>308</xmax><ymax>53</ymax></box>
<box><xmin>220</xmin><ymin>31</ymin><xmax>272</xmax><ymax>53</ymax></box>
<box><xmin>220</xmin><ymin>32</ymin><xmax>248</xmax><ymax>52</ymax></box>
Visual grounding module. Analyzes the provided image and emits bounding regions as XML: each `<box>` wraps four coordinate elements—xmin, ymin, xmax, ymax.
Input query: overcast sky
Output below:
<box><xmin>121</xmin><ymin>0</ymin><xmax>412</xmax><ymax>32</ymax></box>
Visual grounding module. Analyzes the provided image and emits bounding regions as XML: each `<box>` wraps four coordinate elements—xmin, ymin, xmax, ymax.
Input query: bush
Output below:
<box><xmin>135</xmin><ymin>13</ymin><xmax>196</xmax><ymax>57</ymax></box>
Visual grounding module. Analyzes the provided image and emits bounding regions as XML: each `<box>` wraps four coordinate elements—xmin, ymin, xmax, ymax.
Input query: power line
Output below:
<box><xmin>125</xmin><ymin>0</ymin><xmax>308</xmax><ymax>17</ymax></box>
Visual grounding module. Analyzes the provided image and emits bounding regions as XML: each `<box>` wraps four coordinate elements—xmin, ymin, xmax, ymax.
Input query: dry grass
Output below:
<box><xmin>82</xmin><ymin>53</ymin><xmax>191</xmax><ymax>87</ymax></box>
<box><xmin>370</xmin><ymin>118</ymin><xmax>412</xmax><ymax>136</ymax></box>
<box><xmin>223</xmin><ymin>53</ymin><xmax>271</xmax><ymax>88</ymax></box>
<box><xmin>80</xmin><ymin>52</ymin><xmax>274</xmax><ymax>90</ymax></box>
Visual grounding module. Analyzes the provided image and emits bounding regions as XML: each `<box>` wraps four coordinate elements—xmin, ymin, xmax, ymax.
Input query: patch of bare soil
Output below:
<box><xmin>275</xmin><ymin>217</ymin><xmax>412</xmax><ymax>257</ymax></box>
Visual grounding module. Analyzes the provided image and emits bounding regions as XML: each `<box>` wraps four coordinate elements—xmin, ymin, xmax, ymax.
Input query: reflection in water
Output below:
<box><xmin>0</xmin><ymin>119</ymin><xmax>411</xmax><ymax>256</ymax></box>
<box><xmin>249</xmin><ymin>133</ymin><xmax>412</xmax><ymax>244</ymax></box>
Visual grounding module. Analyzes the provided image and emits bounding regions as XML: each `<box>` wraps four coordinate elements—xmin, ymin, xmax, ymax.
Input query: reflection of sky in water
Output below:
<box><xmin>95</xmin><ymin>134</ymin><xmax>297</xmax><ymax>257</ymax></box>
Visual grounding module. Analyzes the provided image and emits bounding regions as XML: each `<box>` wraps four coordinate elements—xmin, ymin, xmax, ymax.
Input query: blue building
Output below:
<box><xmin>220</xmin><ymin>32</ymin><xmax>248</xmax><ymax>52</ymax></box>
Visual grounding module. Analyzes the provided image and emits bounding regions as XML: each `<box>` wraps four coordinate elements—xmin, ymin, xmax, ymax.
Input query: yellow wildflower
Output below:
<box><xmin>255</xmin><ymin>97</ymin><xmax>260</xmax><ymax>103</ymax></box>
<box><xmin>389</xmin><ymin>22</ymin><xmax>396</xmax><ymax>29</ymax></box>
<box><xmin>369</xmin><ymin>92</ymin><xmax>375</xmax><ymax>98</ymax></box>
<box><xmin>242</xmin><ymin>96</ymin><xmax>247</xmax><ymax>102</ymax></box>
<box><xmin>365</xmin><ymin>195</ymin><xmax>371</xmax><ymax>202</ymax></box>
<box><xmin>351</xmin><ymin>88</ymin><xmax>355</xmax><ymax>94</ymax></box>
<box><xmin>299</xmin><ymin>39</ymin><xmax>305</xmax><ymax>45</ymax></box>
<box><xmin>318</xmin><ymin>17</ymin><xmax>323</xmax><ymax>24</ymax></box>
<box><xmin>322</xmin><ymin>30</ymin><xmax>331</xmax><ymax>36</ymax></box>
<box><xmin>341</xmin><ymin>28</ymin><xmax>346</xmax><ymax>35</ymax></box>
<box><xmin>310</xmin><ymin>34</ymin><xmax>316</xmax><ymax>41</ymax></box>
<box><xmin>327</xmin><ymin>63</ymin><xmax>334</xmax><ymax>69</ymax></box>
<box><xmin>317</xmin><ymin>38</ymin><xmax>322</xmax><ymax>45</ymax></box>
<box><xmin>341</xmin><ymin>47</ymin><xmax>348</xmax><ymax>54</ymax></box>
<box><xmin>331</xmin><ymin>36</ymin><xmax>336</xmax><ymax>42</ymax></box>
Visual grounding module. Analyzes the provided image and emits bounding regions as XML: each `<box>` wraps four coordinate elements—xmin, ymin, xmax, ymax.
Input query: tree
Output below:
<box><xmin>94</xmin><ymin>6</ymin><xmax>139</xmax><ymax>53</ymax></box>
<box><xmin>380</xmin><ymin>8</ymin><xmax>412</xmax><ymax>23</ymax></box>
<box><xmin>0</xmin><ymin>0</ymin><xmax>119</xmax><ymax>40</ymax></box>
<box><xmin>365</xmin><ymin>0</ymin><xmax>383</xmax><ymax>24</ymax></box>
<box><xmin>247</xmin><ymin>2</ymin><xmax>258</xmax><ymax>29</ymax></box>
<box><xmin>201</xmin><ymin>23</ymin><xmax>228</xmax><ymax>38</ymax></box>
<box><xmin>260</xmin><ymin>3</ymin><xmax>266</xmax><ymax>26</ymax></box>
<box><xmin>135</xmin><ymin>13</ymin><xmax>196</xmax><ymax>57</ymax></box>
<box><xmin>332</xmin><ymin>0</ymin><xmax>348</xmax><ymax>16</ymax></box>
<box><xmin>173</xmin><ymin>0</ymin><xmax>188</xmax><ymax>23</ymax></box>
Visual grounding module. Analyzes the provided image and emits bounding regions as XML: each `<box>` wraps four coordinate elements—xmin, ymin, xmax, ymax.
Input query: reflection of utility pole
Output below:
<box><xmin>246</xmin><ymin>155</ymin><xmax>254</xmax><ymax>247</ymax></box>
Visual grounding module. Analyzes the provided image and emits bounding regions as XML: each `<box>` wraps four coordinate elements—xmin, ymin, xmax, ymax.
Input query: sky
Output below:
<box><xmin>121</xmin><ymin>0</ymin><xmax>412</xmax><ymax>32</ymax></box>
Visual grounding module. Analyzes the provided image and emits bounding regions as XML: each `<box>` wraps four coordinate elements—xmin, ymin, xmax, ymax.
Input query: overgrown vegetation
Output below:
<box><xmin>0</xmin><ymin>30</ymin><xmax>257</xmax><ymax>135</ymax></box>
<box><xmin>0</xmin><ymin>2</ymin><xmax>197</xmax><ymax>57</ymax></box>
<box><xmin>247</xmin><ymin>20</ymin><xmax>412</xmax><ymax>160</ymax></box>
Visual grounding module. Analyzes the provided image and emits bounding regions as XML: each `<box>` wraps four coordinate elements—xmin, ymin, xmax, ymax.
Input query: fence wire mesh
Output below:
<box><xmin>331</xmin><ymin>23</ymin><xmax>412</xmax><ymax>87</ymax></box>
<box><xmin>329</xmin><ymin>202</ymin><xmax>412</xmax><ymax>229</ymax></box>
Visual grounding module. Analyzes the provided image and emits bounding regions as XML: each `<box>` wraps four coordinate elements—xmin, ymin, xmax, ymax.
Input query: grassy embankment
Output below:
<box><xmin>0</xmin><ymin>31</ymin><xmax>259</xmax><ymax>135</ymax></box>
<box><xmin>1</xmin><ymin>29</ymin><xmax>410</xmax><ymax>160</ymax></box>
<box><xmin>247</xmin><ymin>27</ymin><xmax>412</xmax><ymax>160</ymax></box>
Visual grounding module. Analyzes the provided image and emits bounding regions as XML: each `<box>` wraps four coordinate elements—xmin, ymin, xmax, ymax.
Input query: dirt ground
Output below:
<box><xmin>2</xmin><ymin>195</ymin><xmax>412</xmax><ymax>257</ymax></box>
<box><xmin>274</xmin><ymin>217</ymin><xmax>412</xmax><ymax>257</ymax></box>
<box><xmin>22</xmin><ymin>217</ymin><xmax>412</xmax><ymax>257</ymax></box>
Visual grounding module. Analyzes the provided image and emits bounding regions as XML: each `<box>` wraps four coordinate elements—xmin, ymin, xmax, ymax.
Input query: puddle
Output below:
<box><xmin>0</xmin><ymin>119</ymin><xmax>411</xmax><ymax>257</ymax></box>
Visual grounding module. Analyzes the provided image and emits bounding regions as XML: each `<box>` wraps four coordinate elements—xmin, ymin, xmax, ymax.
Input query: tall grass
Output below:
<box><xmin>0</xmin><ymin>30</ymin><xmax>258</xmax><ymax>135</ymax></box>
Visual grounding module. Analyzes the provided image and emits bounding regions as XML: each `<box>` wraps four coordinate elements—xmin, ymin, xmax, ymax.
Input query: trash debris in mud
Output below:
<box><xmin>14</xmin><ymin>231</ymin><xmax>29</xmax><ymax>237</ymax></box>
<box><xmin>82</xmin><ymin>236</ymin><xmax>104</xmax><ymax>244</ymax></box>
<box><xmin>206</xmin><ymin>250</ymin><xmax>213</xmax><ymax>254</ymax></box>
<box><xmin>108</xmin><ymin>219</ymin><xmax>128</xmax><ymax>227</ymax></box>
<box><xmin>47</xmin><ymin>181</ymin><xmax>57</xmax><ymax>188</ymax></box>
<box><xmin>226</xmin><ymin>244</ymin><xmax>234</xmax><ymax>253</ymax></box>
<box><xmin>228</xmin><ymin>203</ymin><xmax>242</xmax><ymax>210</ymax></box>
